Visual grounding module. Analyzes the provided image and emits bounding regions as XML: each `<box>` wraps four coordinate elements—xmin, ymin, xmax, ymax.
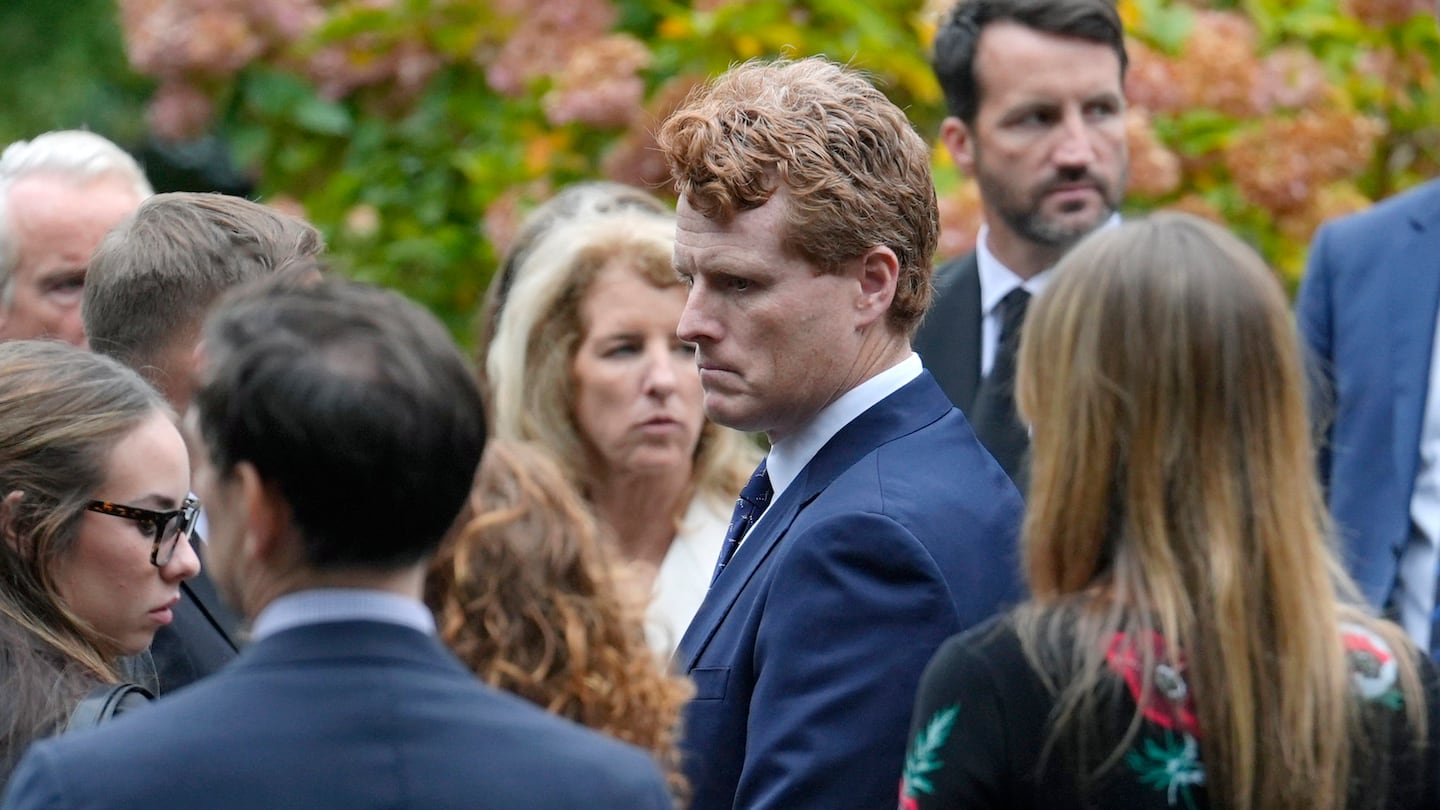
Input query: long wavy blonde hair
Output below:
<box><xmin>486</xmin><ymin>206</ymin><xmax>754</xmax><ymax>517</ymax></box>
<box><xmin>427</xmin><ymin>440</ymin><xmax>692</xmax><ymax>802</ymax></box>
<box><xmin>1014</xmin><ymin>212</ymin><xmax>1425</xmax><ymax>810</ymax></box>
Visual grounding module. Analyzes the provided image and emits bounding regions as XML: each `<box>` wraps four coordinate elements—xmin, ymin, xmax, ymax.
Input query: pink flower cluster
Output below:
<box><xmin>1224</xmin><ymin>109</ymin><xmax>1384</xmax><ymax>215</ymax></box>
<box><xmin>485</xmin><ymin>0</ymin><xmax>620</xmax><ymax>97</ymax></box>
<box><xmin>1124</xmin><ymin>15</ymin><xmax>1330</xmax><ymax>120</ymax></box>
<box><xmin>542</xmin><ymin>35</ymin><xmax>652</xmax><ymax>129</ymax></box>
<box><xmin>120</xmin><ymin>0</ymin><xmax>324</xmax><ymax>139</ymax></box>
<box><xmin>1344</xmin><ymin>0</ymin><xmax>1436</xmax><ymax>25</ymax></box>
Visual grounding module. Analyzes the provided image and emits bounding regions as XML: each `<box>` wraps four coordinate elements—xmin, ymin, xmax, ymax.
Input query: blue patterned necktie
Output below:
<box><xmin>711</xmin><ymin>460</ymin><xmax>773</xmax><ymax>585</ymax></box>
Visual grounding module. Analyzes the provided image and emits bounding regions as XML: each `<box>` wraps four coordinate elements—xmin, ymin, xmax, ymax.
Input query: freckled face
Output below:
<box><xmin>674</xmin><ymin>192</ymin><xmax>864</xmax><ymax>442</ymax></box>
<box><xmin>571</xmin><ymin>264</ymin><xmax>705</xmax><ymax>480</ymax></box>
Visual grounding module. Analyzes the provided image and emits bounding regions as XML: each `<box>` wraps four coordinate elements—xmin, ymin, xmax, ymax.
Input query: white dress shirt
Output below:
<box><xmin>1401</xmin><ymin>310</ymin><xmax>1440</xmax><ymax>649</ymax></box>
<box><xmin>747</xmin><ymin>353</ymin><xmax>924</xmax><ymax>542</ymax></box>
<box><xmin>648</xmin><ymin>495</ymin><xmax>731</xmax><ymax>655</ymax></box>
<box><xmin>974</xmin><ymin>214</ymin><xmax>1122</xmax><ymax>375</ymax></box>
<box><xmin>975</xmin><ymin>227</ymin><xmax>1053</xmax><ymax>378</ymax></box>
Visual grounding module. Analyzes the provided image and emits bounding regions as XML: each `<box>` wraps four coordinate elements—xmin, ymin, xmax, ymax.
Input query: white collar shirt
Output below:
<box><xmin>974</xmin><ymin>213</ymin><xmax>1121</xmax><ymax>375</ymax></box>
<box><xmin>747</xmin><ymin>353</ymin><xmax>924</xmax><ymax>544</ymax></box>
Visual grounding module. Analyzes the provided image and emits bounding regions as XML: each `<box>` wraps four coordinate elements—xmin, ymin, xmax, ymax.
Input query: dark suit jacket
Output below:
<box><xmin>1296</xmin><ymin>179</ymin><xmax>1440</xmax><ymax>609</ymax></box>
<box><xmin>3</xmin><ymin>620</ymin><xmax>674</xmax><ymax>809</ymax></box>
<box><xmin>912</xmin><ymin>253</ymin><xmax>983</xmax><ymax>414</ymax></box>
<box><xmin>146</xmin><ymin>536</ymin><xmax>241</xmax><ymax>693</ymax></box>
<box><xmin>676</xmin><ymin>372</ymin><xmax>1025</xmax><ymax>810</ymax></box>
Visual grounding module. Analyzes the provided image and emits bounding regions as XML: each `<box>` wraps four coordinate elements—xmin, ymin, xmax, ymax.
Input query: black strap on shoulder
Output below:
<box><xmin>65</xmin><ymin>682</ymin><xmax>153</xmax><ymax>732</ymax></box>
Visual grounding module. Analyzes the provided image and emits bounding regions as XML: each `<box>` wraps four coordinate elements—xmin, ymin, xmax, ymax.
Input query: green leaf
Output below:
<box><xmin>1134</xmin><ymin>0</ymin><xmax>1195</xmax><ymax>53</ymax></box>
<box><xmin>901</xmin><ymin>703</ymin><xmax>959</xmax><ymax>798</ymax></box>
<box><xmin>293</xmin><ymin>97</ymin><xmax>353</xmax><ymax>136</ymax></box>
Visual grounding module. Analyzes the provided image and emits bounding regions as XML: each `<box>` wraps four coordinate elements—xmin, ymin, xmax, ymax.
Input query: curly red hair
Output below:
<box><xmin>427</xmin><ymin>440</ymin><xmax>692</xmax><ymax>802</ymax></box>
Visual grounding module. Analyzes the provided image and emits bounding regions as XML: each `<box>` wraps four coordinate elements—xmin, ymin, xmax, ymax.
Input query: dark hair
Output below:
<box><xmin>932</xmin><ymin>0</ymin><xmax>1128</xmax><ymax>124</ymax></box>
<box><xmin>194</xmin><ymin>277</ymin><xmax>486</xmax><ymax>570</ymax></box>
<box><xmin>83</xmin><ymin>192</ymin><xmax>324</xmax><ymax>371</ymax></box>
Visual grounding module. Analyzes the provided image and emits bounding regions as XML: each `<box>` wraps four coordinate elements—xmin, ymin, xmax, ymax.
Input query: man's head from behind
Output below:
<box><xmin>933</xmin><ymin>0</ymin><xmax>1129</xmax><ymax>268</ymax></box>
<box><xmin>191</xmin><ymin>278</ymin><xmax>486</xmax><ymax>616</ymax></box>
<box><xmin>659</xmin><ymin>58</ymin><xmax>939</xmax><ymax>441</ymax></box>
<box><xmin>84</xmin><ymin>192</ymin><xmax>323</xmax><ymax>411</ymax></box>
<box><xmin>0</xmin><ymin>130</ymin><xmax>152</xmax><ymax>346</ymax></box>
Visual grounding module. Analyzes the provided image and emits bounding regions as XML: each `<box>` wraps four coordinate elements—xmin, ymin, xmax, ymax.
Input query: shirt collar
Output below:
<box><xmin>975</xmin><ymin>213</ymin><xmax>1122</xmax><ymax>317</ymax></box>
<box><xmin>251</xmin><ymin>588</ymin><xmax>436</xmax><ymax>642</ymax></box>
<box><xmin>766</xmin><ymin>353</ymin><xmax>923</xmax><ymax>500</ymax></box>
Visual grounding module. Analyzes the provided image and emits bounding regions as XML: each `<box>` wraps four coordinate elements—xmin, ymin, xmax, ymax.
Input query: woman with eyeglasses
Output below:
<box><xmin>0</xmin><ymin>340</ymin><xmax>199</xmax><ymax>782</ymax></box>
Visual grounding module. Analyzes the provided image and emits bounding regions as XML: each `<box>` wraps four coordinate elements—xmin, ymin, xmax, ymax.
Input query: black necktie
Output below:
<box><xmin>711</xmin><ymin>460</ymin><xmax>773</xmax><ymax>585</ymax></box>
<box><xmin>970</xmin><ymin>288</ymin><xmax>1031</xmax><ymax>484</ymax></box>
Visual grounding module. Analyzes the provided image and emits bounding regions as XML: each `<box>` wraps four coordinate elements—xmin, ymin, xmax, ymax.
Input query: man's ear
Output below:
<box><xmin>235</xmin><ymin>463</ymin><xmax>290</xmax><ymax>563</ymax></box>
<box><xmin>939</xmin><ymin>116</ymin><xmax>977</xmax><ymax>176</ymax></box>
<box><xmin>854</xmin><ymin>246</ymin><xmax>900</xmax><ymax>330</ymax></box>
<box><xmin>0</xmin><ymin>491</ymin><xmax>23</xmax><ymax>550</ymax></box>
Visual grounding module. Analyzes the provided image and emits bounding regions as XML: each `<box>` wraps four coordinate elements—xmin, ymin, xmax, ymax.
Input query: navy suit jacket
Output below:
<box><xmin>2</xmin><ymin>621</ymin><xmax>673</xmax><ymax>809</ymax></box>
<box><xmin>676</xmin><ymin>372</ymin><xmax>1025</xmax><ymax>810</ymax></box>
<box><xmin>912</xmin><ymin>254</ymin><xmax>983</xmax><ymax>414</ymax></box>
<box><xmin>1296</xmin><ymin>179</ymin><xmax>1440</xmax><ymax>608</ymax></box>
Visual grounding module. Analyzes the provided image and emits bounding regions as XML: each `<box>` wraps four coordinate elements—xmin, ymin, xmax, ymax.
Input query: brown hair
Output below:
<box><xmin>0</xmin><ymin>340</ymin><xmax>169</xmax><ymax>778</ymax></box>
<box><xmin>427</xmin><ymin>440</ymin><xmax>691</xmax><ymax>801</ymax></box>
<box><xmin>1014</xmin><ymin>212</ymin><xmax>1424</xmax><ymax>810</ymax></box>
<box><xmin>656</xmin><ymin>57</ymin><xmax>939</xmax><ymax>335</ymax></box>
<box><xmin>487</xmin><ymin>207</ymin><xmax>754</xmax><ymax>514</ymax></box>
<box><xmin>83</xmin><ymin>192</ymin><xmax>324</xmax><ymax>373</ymax></box>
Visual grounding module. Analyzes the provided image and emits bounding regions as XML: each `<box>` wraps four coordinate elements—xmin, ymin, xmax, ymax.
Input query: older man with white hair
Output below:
<box><xmin>0</xmin><ymin>130</ymin><xmax>152</xmax><ymax>346</ymax></box>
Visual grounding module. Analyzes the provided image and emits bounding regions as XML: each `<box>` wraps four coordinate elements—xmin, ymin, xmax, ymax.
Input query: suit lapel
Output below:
<box><xmin>676</xmin><ymin>374</ymin><xmax>955</xmax><ymax>671</ymax></box>
<box><xmin>677</xmin><ymin>471</ymin><xmax>809</xmax><ymax>672</ymax></box>
<box><xmin>917</xmin><ymin>255</ymin><xmax>982</xmax><ymax>411</ymax></box>
<box><xmin>949</xmin><ymin>257</ymin><xmax>983</xmax><ymax>411</ymax></box>
<box><xmin>1390</xmin><ymin>203</ymin><xmax>1440</xmax><ymax>490</ymax></box>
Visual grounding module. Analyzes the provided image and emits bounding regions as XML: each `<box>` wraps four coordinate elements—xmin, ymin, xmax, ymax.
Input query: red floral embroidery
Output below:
<box><xmin>1105</xmin><ymin>631</ymin><xmax>1201</xmax><ymax>737</ymax></box>
<box><xmin>1341</xmin><ymin>622</ymin><xmax>1402</xmax><ymax>707</ymax></box>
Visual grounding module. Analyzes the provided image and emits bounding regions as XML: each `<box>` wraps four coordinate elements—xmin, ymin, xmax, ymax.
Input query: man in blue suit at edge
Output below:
<box><xmin>1</xmin><ymin>277</ymin><xmax>673</xmax><ymax>809</ymax></box>
<box><xmin>1298</xmin><ymin>175</ymin><xmax>1440</xmax><ymax>657</ymax></box>
<box><xmin>659</xmin><ymin>57</ymin><xmax>1026</xmax><ymax>810</ymax></box>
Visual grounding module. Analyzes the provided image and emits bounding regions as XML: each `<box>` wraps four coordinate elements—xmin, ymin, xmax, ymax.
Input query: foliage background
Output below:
<box><xmin>7</xmin><ymin>0</ymin><xmax>1439</xmax><ymax>340</ymax></box>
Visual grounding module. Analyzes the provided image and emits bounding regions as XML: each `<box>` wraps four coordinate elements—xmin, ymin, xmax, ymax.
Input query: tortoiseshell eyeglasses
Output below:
<box><xmin>84</xmin><ymin>497</ymin><xmax>200</xmax><ymax>566</ymax></box>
